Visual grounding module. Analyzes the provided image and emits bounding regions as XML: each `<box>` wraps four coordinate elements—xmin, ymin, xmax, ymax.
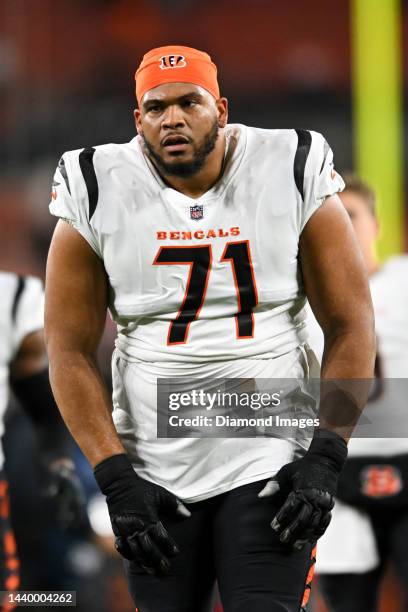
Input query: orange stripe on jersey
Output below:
<box><xmin>301</xmin><ymin>545</ymin><xmax>317</xmax><ymax>610</ymax></box>
<box><xmin>5</xmin><ymin>558</ymin><xmax>19</xmax><ymax>571</ymax></box>
<box><xmin>4</xmin><ymin>531</ymin><xmax>17</xmax><ymax>557</ymax></box>
<box><xmin>2</xmin><ymin>597</ymin><xmax>18</xmax><ymax>612</ymax></box>
<box><xmin>0</xmin><ymin>481</ymin><xmax>9</xmax><ymax>519</ymax></box>
<box><xmin>0</xmin><ymin>479</ymin><xmax>20</xmax><ymax>611</ymax></box>
<box><xmin>5</xmin><ymin>575</ymin><xmax>19</xmax><ymax>591</ymax></box>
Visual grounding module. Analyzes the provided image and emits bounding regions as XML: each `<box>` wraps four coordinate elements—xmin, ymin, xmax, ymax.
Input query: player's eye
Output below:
<box><xmin>182</xmin><ymin>99</ymin><xmax>197</xmax><ymax>108</ymax></box>
<box><xmin>146</xmin><ymin>104</ymin><xmax>163</xmax><ymax>114</ymax></box>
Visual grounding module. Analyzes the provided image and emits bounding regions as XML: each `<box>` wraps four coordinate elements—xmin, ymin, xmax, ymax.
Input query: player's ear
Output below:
<box><xmin>216</xmin><ymin>97</ymin><xmax>228</xmax><ymax>128</ymax></box>
<box><xmin>134</xmin><ymin>109</ymin><xmax>142</xmax><ymax>135</ymax></box>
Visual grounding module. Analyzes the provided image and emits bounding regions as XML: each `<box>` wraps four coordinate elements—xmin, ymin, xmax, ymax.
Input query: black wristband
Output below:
<box><xmin>307</xmin><ymin>428</ymin><xmax>348</xmax><ymax>473</ymax></box>
<box><xmin>93</xmin><ymin>453</ymin><xmax>135</xmax><ymax>493</ymax></box>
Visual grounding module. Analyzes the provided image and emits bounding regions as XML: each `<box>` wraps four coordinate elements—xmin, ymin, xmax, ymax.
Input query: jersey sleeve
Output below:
<box><xmin>299</xmin><ymin>131</ymin><xmax>345</xmax><ymax>233</ymax></box>
<box><xmin>11</xmin><ymin>276</ymin><xmax>45</xmax><ymax>358</ymax></box>
<box><xmin>49</xmin><ymin>152</ymin><xmax>101</xmax><ymax>256</ymax></box>
<box><xmin>304</xmin><ymin>302</ymin><xmax>324</xmax><ymax>363</ymax></box>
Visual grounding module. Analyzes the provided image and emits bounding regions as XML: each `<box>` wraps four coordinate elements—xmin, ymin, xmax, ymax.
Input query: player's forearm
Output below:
<box><xmin>48</xmin><ymin>348</ymin><xmax>125</xmax><ymax>467</ymax></box>
<box><xmin>321</xmin><ymin>319</ymin><xmax>376</xmax><ymax>378</ymax></box>
<box><xmin>319</xmin><ymin>320</ymin><xmax>376</xmax><ymax>441</ymax></box>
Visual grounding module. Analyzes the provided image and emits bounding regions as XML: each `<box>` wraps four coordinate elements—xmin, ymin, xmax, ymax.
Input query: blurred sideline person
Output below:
<box><xmin>0</xmin><ymin>272</ymin><xmax>86</xmax><ymax>608</ymax></box>
<box><xmin>307</xmin><ymin>176</ymin><xmax>408</xmax><ymax>612</ymax></box>
<box><xmin>45</xmin><ymin>45</ymin><xmax>375</xmax><ymax>611</ymax></box>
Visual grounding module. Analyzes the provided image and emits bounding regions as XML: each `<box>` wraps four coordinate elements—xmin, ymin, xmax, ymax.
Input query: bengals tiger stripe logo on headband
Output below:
<box><xmin>136</xmin><ymin>45</ymin><xmax>220</xmax><ymax>105</ymax></box>
<box><xmin>159</xmin><ymin>55</ymin><xmax>187</xmax><ymax>70</ymax></box>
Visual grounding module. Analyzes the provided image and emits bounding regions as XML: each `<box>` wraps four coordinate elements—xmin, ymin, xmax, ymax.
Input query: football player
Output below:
<box><xmin>0</xmin><ymin>272</ymin><xmax>86</xmax><ymax>606</ymax></box>
<box><xmin>45</xmin><ymin>46</ymin><xmax>375</xmax><ymax>611</ymax></box>
<box><xmin>308</xmin><ymin>176</ymin><xmax>408</xmax><ymax>612</ymax></box>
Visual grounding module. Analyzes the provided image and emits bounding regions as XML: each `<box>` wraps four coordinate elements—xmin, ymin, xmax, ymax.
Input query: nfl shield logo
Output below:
<box><xmin>190</xmin><ymin>204</ymin><xmax>204</xmax><ymax>221</ymax></box>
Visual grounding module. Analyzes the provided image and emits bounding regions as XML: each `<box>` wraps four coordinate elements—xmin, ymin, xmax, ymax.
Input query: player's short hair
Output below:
<box><xmin>342</xmin><ymin>173</ymin><xmax>377</xmax><ymax>217</ymax></box>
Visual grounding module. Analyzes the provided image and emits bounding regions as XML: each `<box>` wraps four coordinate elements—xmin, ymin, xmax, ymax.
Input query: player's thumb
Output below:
<box><xmin>258</xmin><ymin>478</ymin><xmax>280</xmax><ymax>498</ymax></box>
<box><xmin>162</xmin><ymin>491</ymin><xmax>191</xmax><ymax>518</ymax></box>
<box><xmin>259</xmin><ymin>461</ymin><xmax>296</xmax><ymax>498</ymax></box>
<box><xmin>176</xmin><ymin>499</ymin><xmax>192</xmax><ymax>518</ymax></box>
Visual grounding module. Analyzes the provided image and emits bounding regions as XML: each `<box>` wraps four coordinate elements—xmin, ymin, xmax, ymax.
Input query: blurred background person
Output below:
<box><xmin>0</xmin><ymin>271</ymin><xmax>87</xmax><ymax>607</ymax></box>
<box><xmin>307</xmin><ymin>177</ymin><xmax>408</xmax><ymax>612</ymax></box>
<box><xmin>0</xmin><ymin>274</ymin><xmax>133</xmax><ymax>610</ymax></box>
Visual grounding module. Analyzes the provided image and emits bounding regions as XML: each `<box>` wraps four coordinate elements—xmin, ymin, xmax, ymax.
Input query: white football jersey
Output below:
<box><xmin>0</xmin><ymin>273</ymin><xmax>44</xmax><ymax>467</ymax></box>
<box><xmin>49</xmin><ymin>125</ymin><xmax>344</xmax><ymax>500</ymax></box>
<box><xmin>50</xmin><ymin>125</ymin><xmax>344</xmax><ymax>364</ymax></box>
<box><xmin>306</xmin><ymin>255</ymin><xmax>408</xmax><ymax>456</ymax></box>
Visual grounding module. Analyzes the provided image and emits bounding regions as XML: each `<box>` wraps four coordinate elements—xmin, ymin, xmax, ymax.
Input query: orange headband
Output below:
<box><xmin>135</xmin><ymin>45</ymin><xmax>220</xmax><ymax>107</ymax></box>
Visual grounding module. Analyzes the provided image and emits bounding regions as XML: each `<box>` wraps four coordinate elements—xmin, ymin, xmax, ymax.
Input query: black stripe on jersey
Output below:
<box><xmin>58</xmin><ymin>156</ymin><xmax>71</xmax><ymax>194</ymax></box>
<box><xmin>319</xmin><ymin>139</ymin><xmax>330</xmax><ymax>174</ymax></box>
<box><xmin>79</xmin><ymin>147</ymin><xmax>99</xmax><ymax>220</ymax></box>
<box><xmin>11</xmin><ymin>276</ymin><xmax>26</xmax><ymax>324</ymax></box>
<box><xmin>294</xmin><ymin>129</ymin><xmax>312</xmax><ymax>201</ymax></box>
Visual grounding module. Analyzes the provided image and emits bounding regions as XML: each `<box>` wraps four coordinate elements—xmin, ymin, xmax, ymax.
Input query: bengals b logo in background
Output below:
<box><xmin>361</xmin><ymin>465</ymin><xmax>403</xmax><ymax>498</ymax></box>
<box><xmin>159</xmin><ymin>54</ymin><xmax>187</xmax><ymax>70</ymax></box>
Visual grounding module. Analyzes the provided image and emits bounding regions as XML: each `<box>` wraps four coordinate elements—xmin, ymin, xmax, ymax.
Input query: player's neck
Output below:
<box><xmin>159</xmin><ymin>133</ymin><xmax>227</xmax><ymax>199</ymax></box>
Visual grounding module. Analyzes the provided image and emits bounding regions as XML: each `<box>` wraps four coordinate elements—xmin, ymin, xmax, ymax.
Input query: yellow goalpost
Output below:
<box><xmin>351</xmin><ymin>0</ymin><xmax>404</xmax><ymax>259</ymax></box>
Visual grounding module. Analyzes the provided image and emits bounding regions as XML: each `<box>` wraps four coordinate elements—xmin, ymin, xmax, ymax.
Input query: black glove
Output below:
<box><xmin>45</xmin><ymin>459</ymin><xmax>88</xmax><ymax>532</ymax></box>
<box><xmin>94</xmin><ymin>453</ymin><xmax>191</xmax><ymax>575</ymax></box>
<box><xmin>258</xmin><ymin>429</ymin><xmax>348</xmax><ymax>550</ymax></box>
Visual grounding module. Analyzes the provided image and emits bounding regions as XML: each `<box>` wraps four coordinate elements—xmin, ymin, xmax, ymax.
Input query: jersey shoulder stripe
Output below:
<box><xmin>319</xmin><ymin>139</ymin><xmax>331</xmax><ymax>175</ymax></box>
<box><xmin>78</xmin><ymin>147</ymin><xmax>99</xmax><ymax>220</ymax></box>
<box><xmin>293</xmin><ymin>129</ymin><xmax>312</xmax><ymax>201</ymax></box>
<box><xmin>11</xmin><ymin>275</ymin><xmax>26</xmax><ymax>324</ymax></box>
<box><xmin>57</xmin><ymin>156</ymin><xmax>71</xmax><ymax>194</ymax></box>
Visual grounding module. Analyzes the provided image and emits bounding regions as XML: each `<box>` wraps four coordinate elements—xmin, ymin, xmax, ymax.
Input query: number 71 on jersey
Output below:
<box><xmin>153</xmin><ymin>241</ymin><xmax>258</xmax><ymax>346</ymax></box>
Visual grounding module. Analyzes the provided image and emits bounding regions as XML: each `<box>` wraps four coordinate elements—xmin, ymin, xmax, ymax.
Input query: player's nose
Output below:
<box><xmin>162</xmin><ymin>104</ymin><xmax>186</xmax><ymax>130</ymax></box>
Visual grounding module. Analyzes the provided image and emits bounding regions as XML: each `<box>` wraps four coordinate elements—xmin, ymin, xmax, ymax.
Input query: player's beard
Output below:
<box><xmin>142</xmin><ymin>120</ymin><xmax>219</xmax><ymax>178</ymax></box>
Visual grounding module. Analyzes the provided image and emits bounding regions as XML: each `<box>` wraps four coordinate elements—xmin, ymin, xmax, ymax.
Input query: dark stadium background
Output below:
<box><xmin>0</xmin><ymin>1</ymin><xmax>407</xmax><ymax>610</ymax></box>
